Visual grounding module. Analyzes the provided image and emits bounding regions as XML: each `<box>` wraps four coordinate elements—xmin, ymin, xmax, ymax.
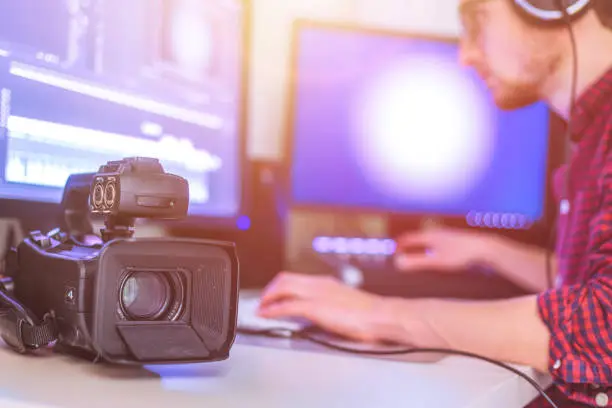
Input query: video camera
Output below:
<box><xmin>0</xmin><ymin>157</ymin><xmax>239</xmax><ymax>365</ymax></box>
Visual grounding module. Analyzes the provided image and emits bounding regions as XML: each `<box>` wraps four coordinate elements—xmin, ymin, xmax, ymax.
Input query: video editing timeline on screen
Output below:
<box><xmin>0</xmin><ymin>0</ymin><xmax>244</xmax><ymax>218</ymax></box>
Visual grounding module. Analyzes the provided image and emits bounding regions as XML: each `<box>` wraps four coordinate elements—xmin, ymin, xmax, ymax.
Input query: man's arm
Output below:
<box><xmin>395</xmin><ymin>229</ymin><xmax>557</xmax><ymax>293</ymax></box>
<box><xmin>486</xmin><ymin>238</ymin><xmax>557</xmax><ymax>293</ymax></box>
<box><xmin>395</xmin><ymin>164</ymin><xmax>612</xmax><ymax>405</ymax></box>
<box><xmin>389</xmin><ymin>295</ymin><xmax>550</xmax><ymax>372</ymax></box>
<box><xmin>259</xmin><ymin>266</ymin><xmax>612</xmax><ymax>406</ymax></box>
<box><xmin>388</xmin><ymin>272</ymin><xmax>612</xmax><ymax>406</ymax></box>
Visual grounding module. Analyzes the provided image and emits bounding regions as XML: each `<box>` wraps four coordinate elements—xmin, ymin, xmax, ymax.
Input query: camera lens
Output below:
<box><xmin>120</xmin><ymin>272</ymin><xmax>171</xmax><ymax>320</ymax></box>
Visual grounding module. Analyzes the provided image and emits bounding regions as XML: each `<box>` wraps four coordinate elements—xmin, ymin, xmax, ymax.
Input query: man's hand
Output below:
<box><xmin>395</xmin><ymin>227</ymin><xmax>555</xmax><ymax>292</ymax></box>
<box><xmin>257</xmin><ymin>271</ymin><xmax>550</xmax><ymax>371</ymax></box>
<box><xmin>257</xmin><ymin>272</ymin><xmax>412</xmax><ymax>344</ymax></box>
<box><xmin>394</xmin><ymin>227</ymin><xmax>494</xmax><ymax>272</ymax></box>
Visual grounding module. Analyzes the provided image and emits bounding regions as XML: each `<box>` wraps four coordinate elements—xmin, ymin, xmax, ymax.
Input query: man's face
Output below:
<box><xmin>458</xmin><ymin>0</ymin><xmax>562</xmax><ymax>109</ymax></box>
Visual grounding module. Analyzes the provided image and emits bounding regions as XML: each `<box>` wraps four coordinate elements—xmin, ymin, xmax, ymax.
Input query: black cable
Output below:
<box><xmin>545</xmin><ymin>222</ymin><xmax>557</xmax><ymax>289</ymax></box>
<box><xmin>543</xmin><ymin>2</ymin><xmax>592</xmax><ymax>352</ymax></box>
<box><xmin>237</xmin><ymin>327</ymin><xmax>559</xmax><ymax>408</ymax></box>
<box><xmin>545</xmin><ymin>2</ymin><xmax>580</xmax><ymax>290</ymax></box>
<box><xmin>558</xmin><ymin>6</ymin><xmax>595</xmax><ymax>340</ymax></box>
<box><xmin>238</xmin><ymin>6</ymin><xmax>583</xmax><ymax>408</ymax></box>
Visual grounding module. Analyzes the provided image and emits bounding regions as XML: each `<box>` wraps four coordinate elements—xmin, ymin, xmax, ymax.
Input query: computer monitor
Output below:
<box><xmin>286</xmin><ymin>20</ymin><xmax>550</xmax><ymax>230</ymax></box>
<box><xmin>0</xmin><ymin>0</ymin><xmax>249</xmax><ymax>228</ymax></box>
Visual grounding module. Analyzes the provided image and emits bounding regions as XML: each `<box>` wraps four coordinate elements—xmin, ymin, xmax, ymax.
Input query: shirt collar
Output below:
<box><xmin>570</xmin><ymin>65</ymin><xmax>612</xmax><ymax>141</ymax></box>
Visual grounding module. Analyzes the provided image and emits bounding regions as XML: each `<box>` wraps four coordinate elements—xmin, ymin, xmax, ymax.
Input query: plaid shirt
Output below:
<box><xmin>527</xmin><ymin>67</ymin><xmax>612</xmax><ymax>407</ymax></box>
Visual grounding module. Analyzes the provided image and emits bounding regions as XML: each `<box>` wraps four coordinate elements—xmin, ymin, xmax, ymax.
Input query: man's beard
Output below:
<box><xmin>493</xmin><ymin>81</ymin><xmax>541</xmax><ymax>110</ymax></box>
<box><xmin>491</xmin><ymin>54</ymin><xmax>559</xmax><ymax>111</ymax></box>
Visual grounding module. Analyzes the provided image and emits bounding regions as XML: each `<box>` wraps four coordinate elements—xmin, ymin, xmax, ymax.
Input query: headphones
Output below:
<box><xmin>512</xmin><ymin>0</ymin><xmax>592</xmax><ymax>23</ymax></box>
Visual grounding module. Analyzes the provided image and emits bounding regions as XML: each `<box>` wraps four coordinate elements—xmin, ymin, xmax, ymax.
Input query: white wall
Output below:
<box><xmin>355</xmin><ymin>0</ymin><xmax>461</xmax><ymax>35</ymax></box>
<box><xmin>247</xmin><ymin>0</ymin><xmax>356</xmax><ymax>159</ymax></box>
<box><xmin>247</xmin><ymin>0</ymin><xmax>462</xmax><ymax>160</ymax></box>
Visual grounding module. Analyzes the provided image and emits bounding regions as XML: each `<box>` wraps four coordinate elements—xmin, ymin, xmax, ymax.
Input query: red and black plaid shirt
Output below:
<box><xmin>527</xmin><ymin>67</ymin><xmax>612</xmax><ymax>407</ymax></box>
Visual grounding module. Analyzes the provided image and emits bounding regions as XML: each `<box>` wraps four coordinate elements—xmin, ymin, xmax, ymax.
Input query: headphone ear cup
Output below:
<box><xmin>512</xmin><ymin>0</ymin><xmax>592</xmax><ymax>22</ymax></box>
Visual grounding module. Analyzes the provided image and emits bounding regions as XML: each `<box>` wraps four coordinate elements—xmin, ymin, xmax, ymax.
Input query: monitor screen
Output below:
<box><xmin>288</xmin><ymin>23</ymin><xmax>550</xmax><ymax>229</ymax></box>
<box><xmin>0</xmin><ymin>0</ymin><xmax>246</xmax><ymax>220</ymax></box>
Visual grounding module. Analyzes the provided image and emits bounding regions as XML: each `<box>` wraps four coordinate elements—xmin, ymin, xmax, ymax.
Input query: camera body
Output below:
<box><xmin>5</xmin><ymin>158</ymin><xmax>239</xmax><ymax>365</ymax></box>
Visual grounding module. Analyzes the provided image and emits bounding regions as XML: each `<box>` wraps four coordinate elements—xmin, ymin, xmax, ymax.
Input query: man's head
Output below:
<box><xmin>457</xmin><ymin>0</ymin><xmax>598</xmax><ymax>110</ymax></box>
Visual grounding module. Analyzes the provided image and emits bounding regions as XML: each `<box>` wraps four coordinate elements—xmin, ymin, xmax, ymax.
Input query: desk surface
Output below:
<box><xmin>0</xmin><ymin>291</ymin><xmax>551</xmax><ymax>408</ymax></box>
<box><xmin>0</xmin><ymin>332</ymin><xmax>551</xmax><ymax>408</ymax></box>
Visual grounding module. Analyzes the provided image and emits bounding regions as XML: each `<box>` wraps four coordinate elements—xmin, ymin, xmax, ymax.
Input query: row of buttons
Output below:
<box><xmin>553</xmin><ymin>359</ymin><xmax>609</xmax><ymax>406</ymax></box>
<box><xmin>312</xmin><ymin>237</ymin><xmax>396</xmax><ymax>256</ymax></box>
<box><xmin>465</xmin><ymin>211</ymin><xmax>533</xmax><ymax>230</ymax></box>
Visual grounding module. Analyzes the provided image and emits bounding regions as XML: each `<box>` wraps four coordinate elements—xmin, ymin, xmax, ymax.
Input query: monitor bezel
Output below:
<box><xmin>281</xmin><ymin>18</ymin><xmax>553</xmax><ymax>231</ymax></box>
<box><xmin>0</xmin><ymin>0</ymin><xmax>252</xmax><ymax>234</ymax></box>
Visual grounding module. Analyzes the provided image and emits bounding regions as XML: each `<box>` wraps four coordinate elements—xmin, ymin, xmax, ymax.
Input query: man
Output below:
<box><xmin>257</xmin><ymin>0</ymin><xmax>612</xmax><ymax>406</ymax></box>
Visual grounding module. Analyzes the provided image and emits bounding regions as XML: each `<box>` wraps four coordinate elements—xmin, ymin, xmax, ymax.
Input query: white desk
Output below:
<box><xmin>0</xmin><ymin>329</ymin><xmax>551</xmax><ymax>408</ymax></box>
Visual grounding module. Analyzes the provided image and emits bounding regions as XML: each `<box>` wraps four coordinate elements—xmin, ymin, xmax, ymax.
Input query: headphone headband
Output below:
<box><xmin>513</xmin><ymin>0</ymin><xmax>592</xmax><ymax>22</ymax></box>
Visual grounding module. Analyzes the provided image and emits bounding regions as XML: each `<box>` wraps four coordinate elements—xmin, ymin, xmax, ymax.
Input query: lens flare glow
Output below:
<box><xmin>351</xmin><ymin>55</ymin><xmax>496</xmax><ymax>203</ymax></box>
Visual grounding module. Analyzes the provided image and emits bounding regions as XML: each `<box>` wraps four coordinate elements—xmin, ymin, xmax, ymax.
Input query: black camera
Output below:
<box><xmin>0</xmin><ymin>157</ymin><xmax>239</xmax><ymax>365</ymax></box>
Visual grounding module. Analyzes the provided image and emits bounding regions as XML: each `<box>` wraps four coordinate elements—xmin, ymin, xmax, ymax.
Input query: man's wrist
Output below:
<box><xmin>480</xmin><ymin>235</ymin><xmax>553</xmax><ymax>292</ymax></box>
<box><xmin>475</xmin><ymin>234</ymin><xmax>511</xmax><ymax>270</ymax></box>
<box><xmin>377</xmin><ymin>297</ymin><xmax>447</xmax><ymax>348</ymax></box>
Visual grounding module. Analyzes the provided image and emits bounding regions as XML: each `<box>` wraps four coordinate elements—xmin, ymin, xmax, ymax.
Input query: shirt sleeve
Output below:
<box><xmin>537</xmin><ymin>171</ymin><xmax>612</xmax><ymax>406</ymax></box>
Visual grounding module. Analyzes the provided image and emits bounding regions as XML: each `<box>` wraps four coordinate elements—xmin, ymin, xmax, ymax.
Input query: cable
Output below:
<box><xmin>545</xmin><ymin>221</ymin><xmax>557</xmax><ymax>289</ymax></box>
<box><xmin>238</xmin><ymin>6</ymin><xmax>582</xmax><ymax>408</ymax></box>
<box><xmin>545</xmin><ymin>2</ymin><xmax>580</xmax><ymax>290</ymax></box>
<box><xmin>237</xmin><ymin>327</ymin><xmax>559</xmax><ymax>408</ymax></box>
<box><xmin>545</xmin><ymin>2</ymin><xmax>591</xmax><ymax>350</ymax></box>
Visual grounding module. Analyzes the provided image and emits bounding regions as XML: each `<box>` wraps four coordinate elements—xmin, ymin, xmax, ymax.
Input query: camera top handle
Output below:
<box><xmin>61</xmin><ymin>172</ymin><xmax>96</xmax><ymax>239</ymax></box>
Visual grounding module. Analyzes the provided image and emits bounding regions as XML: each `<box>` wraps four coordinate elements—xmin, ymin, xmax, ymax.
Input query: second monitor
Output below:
<box><xmin>286</xmin><ymin>21</ymin><xmax>550</xmax><ymax>231</ymax></box>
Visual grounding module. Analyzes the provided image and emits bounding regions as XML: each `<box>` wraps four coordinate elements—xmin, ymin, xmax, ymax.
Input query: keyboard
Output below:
<box><xmin>237</xmin><ymin>295</ymin><xmax>412</xmax><ymax>353</ymax></box>
<box><xmin>237</xmin><ymin>297</ymin><xmax>306</xmax><ymax>332</ymax></box>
